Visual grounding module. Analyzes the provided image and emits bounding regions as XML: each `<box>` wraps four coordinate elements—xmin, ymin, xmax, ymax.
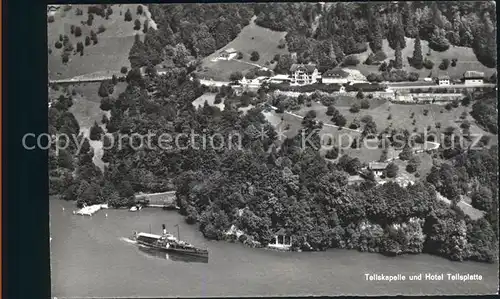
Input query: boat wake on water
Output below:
<box><xmin>120</xmin><ymin>237</ymin><xmax>137</xmax><ymax>244</ymax></box>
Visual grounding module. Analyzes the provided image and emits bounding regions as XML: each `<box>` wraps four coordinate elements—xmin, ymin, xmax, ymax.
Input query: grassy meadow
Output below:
<box><xmin>48</xmin><ymin>4</ymin><xmax>154</xmax><ymax>80</ymax></box>
<box><xmin>355</xmin><ymin>37</ymin><xmax>496</xmax><ymax>80</ymax></box>
<box><xmin>197</xmin><ymin>16</ymin><xmax>289</xmax><ymax>81</ymax></box>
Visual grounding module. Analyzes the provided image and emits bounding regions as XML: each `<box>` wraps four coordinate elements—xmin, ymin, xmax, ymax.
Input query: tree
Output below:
<box><xmin>489</xmin><ymin>73</ymin><xmax>497</xmax><ymax>84</ymax></box>
<box><xmin>471</xmin><ymin>186</ymin><xmax>493</xmax><ymax>212</ymax></box>
<box><xmin>408</xmin><ymin>72</ymin><xmax>419</xmax><ymax>81</ymax></box>
<box><xmin>473</xmin><ymin>12</ymin><xmax>496</xmax><ymax>68</ymax></box>
<box><xmin>172</xmin><ymin>43</ymin><xmax>191</xmax><ymax>67</ymax></box>
<box><xmin>394</xmin><ymin>42</ymin><xmax>403</xmax><ymax>69</ymax></box>
<box><xmin>439</xmin><ymin>58</ymin><xmax>450</xmax><ymax>70</ymax></box>
<box><xmin>100</xmin><ymin>97</ymin><xmax>114</xmax><ymax>111</ymax></box>
<box><xmin>385</xmin><ymin>162</ymin><xmax>399</xmax><ymax>178</ymax></box>
<box><xmin>76</xmin><ymin>41</ymin><xmax>84</xmax><ymax>54</ymax></box>
<box><xmin>360</xmin><ymin>99</ymin><xmax>370</xmax><ymax>109</ymax></box>
<box><xmin>342</xmin><ymin>55</ymin><xmax>360</xmax><ymax>67</ymax></box>
<box><xmin>85</xmin><ymin>36</ymin><xmax>91</xmax><ymax>46</ymax></box>
<box><xmin>460</xmin><ymin>120</ymin><xmax>470</xmax><ymax>130</ymax></box>
<box><xmin>429</xmin><ymin>28</ymin><xmax>450</xmax><ymax>52</ymax></box>
<box><xmin>229</xmin><ymin>71</ymin><xmax>243</xmax><ymax>82</ymax></box>
<box><xmin>362</xmin><ymin>120</ymin><xmax>377</xmax><ymax>136</ymax></box>
<box><xmin>451</xmin><ymin>58</ymin><xmax>457</xmax><ymax>67</ymax></box>
<box><xmin>74</xmin><ymin>26</ymin><xmax>82</xmax><ymax>37</ymax></box>
<box><xmin>369</xmin><ymin>19</ymin><xmax>383</xmax><ymax>52</ymax></box>
<box><xmin>101</xmin><ymin>114</ymin><xmax>109</xmax><ymax>124</ymax></box>
<box><xmin>325</xmin><ymin>148</ymin><xmax>339</xmax><ymax>159</ymax></box>
<box><xmin>470</xmin><ymin>94</ymin><xmax>497</xmax><ymax>134</ymax></box>
<box><xmin>429</xmin><ymin>2</ymin><xmax>444</xmax><ymax>29</ymax></box>
<box><xmin>124</xmin><ymin>8</ymin><xmax>132</xmax><ymax>21</ymax></box>
<box><xmin>143</xmin><ymin>20</ymin><xmax>149</xmax><ymax>33</ymax></box>
<box><xmin>137</xmin><ymin>5</ymin><xmax>143</xmax><ymax>15</ymax></box>
<box><xmin>214</xmin><ymin>93</ymin><xmax>223</xmax><ymax>104</ymax></box>
<box><xmin>90</xmin><ymin>30</ymin><xmax>98</xmax><ymax>45</ymax></box>
<box><xmin>349</xmin><ymin>118</ymin><xmax>360</xmax><ymax>129</ymax></box>
<box><xmin>98</xmin><ymin>80</ymin><xmax>114</xmax><ymax>98</ymax></box>
<box><xmin>134</xmin><ymin>19</ymin><xmax>141</xmax><ymax>30</ymax></box>
<box><xmin>333</xmin><ymin>114</ymin><xmax>347</xmax><ymax>127</ymax></box>
<box><xmin>326</xmin><ymin>105</ymin><xmax>337</xmax><ymax>116</ymax></box>
<box><xmin>461</xmin><ymin>96</ymin><xmax>471</xmax><ymax>107</ymax></box>
<box><xmin>77</xmin><ymin>182</ymin><xmax>104</xmax><ymax>207</ymax></box>
<box><xmin>379</xmin><ymin>149</ymin><xmax>388</xmax><ymax>162</ymax></box>
<box><xmin>98</xmin><ymin>25</ymin><xmax>106</xmax><ymax>34</ymax></box>
<box><xmin>399</xmin><ymin>144</ymin><xmax>413</xmax><ymax>161</ymax></box>
<box><xmin>387</xmin><ymin>16</ymin><xmax>406</xmax><ymax>50</ymax></box>
<box><xmin>250</xmin><ymin>51</ymin><xmax>260</xmax><ymax>61</ymax></box>
<box><xmin>406</xmin><ymin>156</ymin><xmax>420</xmax><ymax>173</ymax></box>
<box><xmin>61</xmin><ymin>52</ymin><xmax>70</xmax><ymax>64</ymax></box>
<box><xmin>106</xmin><ymin>6</ymin><xmax>113</xmax><ymax>17</ymax></box>
<box><xmin>361</xmin><ymin>115</ymin><xmax>373</xmax><ymax>123</ymax></box>
<box><xmin>379</xmin><ymin>62</ymin><xmax>387</xmax><ymax>72</ymax></box>
<box><xmin>274</xmin><ymin>54</ymin><xmax>293</xmax><ymax>74</ymax></box>
<box><xmin>278</xmin><ymin>38</ymin><xmax>286</xmax><ymax>49</ymax></box>
<box><xmin>356</xmin><ymin>90</ymin><xmax>364</xmax><ymax>99</ymax></box>
<box><xmin>350</xmin><ymin>103</ymin><xmax>360</xmax><ymax>113</ymax></box>
<box><xmin>411</xmin><ymin>36</ymin><xmax>423</xmax><ymax>69</ymax></box>
<box><xmin>87</xmin><ymin>13</ymin><xmax>94</xmax><ymax>26</ymax></box>
<box><xmin>120</xmin><ymin>66</ymin><xmax>128</xmax><ymax>74</ymax></box>
<box><xmin>423</xmin><ymin>59</ymin><xmax>434</xmax><ymax>69</ymax></box>
<box><xmin>89</xmin><ymin>121</ymin><xmax>104</xmax><ymax>141</ymax></box>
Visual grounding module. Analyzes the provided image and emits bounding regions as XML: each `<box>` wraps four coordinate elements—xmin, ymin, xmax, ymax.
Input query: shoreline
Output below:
<box><xmin>51</xmin><ymin>197</ymin><xmax>497</xmax><ymax>265</ymax></box>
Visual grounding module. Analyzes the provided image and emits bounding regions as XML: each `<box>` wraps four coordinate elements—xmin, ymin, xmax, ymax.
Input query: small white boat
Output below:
<box><xmin>129</xmin><ymin>205</ymin><xmax>143</xmax><ymax>212</ymax></box>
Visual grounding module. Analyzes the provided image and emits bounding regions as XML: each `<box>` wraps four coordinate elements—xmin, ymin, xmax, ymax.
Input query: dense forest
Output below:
<box><xmin>129</xmin><ymin>2</ymin><xmax>496</xmax><ymax>72</ymax></box>
<box><xmin>49</xmin><ymin>2</ymin><xmax>498</xmax><ymax>263</ymax></box>
<box><xmin>49</xmin><ymin>63</ymin><xmax>498</xmax><ymax>262</ymax></box>
<box><xmin>129</xmin><ymin>3</ymin><xmax>254</xmax><ymax>68</ymax></box>
<box><xmin>255</xmin><ymin>2</ymin><xmax>497</xmax><ymax>68</ymax></box>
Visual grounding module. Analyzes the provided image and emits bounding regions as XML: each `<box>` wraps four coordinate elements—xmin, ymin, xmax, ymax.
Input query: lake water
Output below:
<box><xmin>50</xmin><ymin>199</ymin><xmax>498</xmax><ymax>297</ymax></box>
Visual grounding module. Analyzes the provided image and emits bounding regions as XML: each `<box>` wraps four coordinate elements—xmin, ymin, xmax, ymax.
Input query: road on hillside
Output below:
<box><xmin>387</xmin><ymin>83</ymin><xmax>496</xmax><ymax>90</ymax></box>
<box><xmin>268</xmin><ymin>105</ymin><xmax>362</xmax><ymax>133</ymax></box>
<box><xmin>198</xmin><ymin>79</ymin><xmax>231</xmax><ymax>87</ymax></box>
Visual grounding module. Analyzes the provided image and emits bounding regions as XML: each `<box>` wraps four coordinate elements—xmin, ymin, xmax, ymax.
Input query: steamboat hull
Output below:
<box><xmin>157</xmin><ymin>246</ymin><xmax>208</xmax><ymax>257</ymax></box>
<box><xmin>138</xmin><ymin>242</ymin><xmax>208</xmax><ymax>257</ymax></box>
<box><xmin>135</xmin><ymin>233</ymin><xmax>208</xmax><ymax>258</ymax></box>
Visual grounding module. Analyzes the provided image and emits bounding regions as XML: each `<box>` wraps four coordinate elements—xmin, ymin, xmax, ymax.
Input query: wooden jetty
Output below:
<box><xmin>135</xmin><ymin>191</ymin><xmax>178</xmax><ymax>209</ymax></box>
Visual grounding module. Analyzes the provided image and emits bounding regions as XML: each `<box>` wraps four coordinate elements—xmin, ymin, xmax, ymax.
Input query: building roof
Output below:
<box><xmin>223</xmin><ymin>48</ymin><xmax>237</xmax><ymax>53</ymax></box>
<box><xmin>271</xmin><ymin>74</ymin><xmax>290</xmax><ymax>80</ymax></box>
<box><xmin>464</xmin><ymin>71</ymin><xmax>485</xmax><ymax>79</ymax></box>
<box><xmin>274</xmin><ymin>228</ymin><xmax>288</xmax><ymax>235</ymax></box>
<box><xmin>155</xmin><ymin>64</ymin><xmax>173</xmax><ymax>72</ymax></box>
<box><xmin>322</xmin><ymin>69</ymin><xmax>349</xmax><ymax>78</ymax></box>
<box><xmin>438</xmin><ymin>75</ymin><xmax>450</xmax><ymax>80</ymax></box>
<box><xmin>368</xmin><ymin>162</ymin><xmax>388</xmax><ymax>170</ymax></box>
<box><xmin>137</xmin><ymin>232</ymin><xmax>162</xmax><ymax>239</ymax></box>
<box><xmin>290</xmin><ymin>63</ymin><xmax>317</xmax><ymax>73</ymax></box>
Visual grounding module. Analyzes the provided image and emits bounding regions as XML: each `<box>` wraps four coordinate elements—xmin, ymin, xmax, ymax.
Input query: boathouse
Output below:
<box><xmin>368</xmin><ymin>162</ymin><xmax>388</xmax><ymax>177</ymax></box>
<box><xmin>463</xmin><ymin>71</ymin><xmax>485</xmax><ymax>85</ymax></box>
<box><xmin>268</xmin><ymin>228</ymin><xmax>292</xmax><ymax>250</ymax></box>
<box><xmin>219</xmin><ymin>48</ymin><xmax>238</xmax><ymax>60</ymax></box>
<box><xmin>135</xmin><ymin>191</ymin><xmax>176</xmax><ymax>207</ymax></box>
